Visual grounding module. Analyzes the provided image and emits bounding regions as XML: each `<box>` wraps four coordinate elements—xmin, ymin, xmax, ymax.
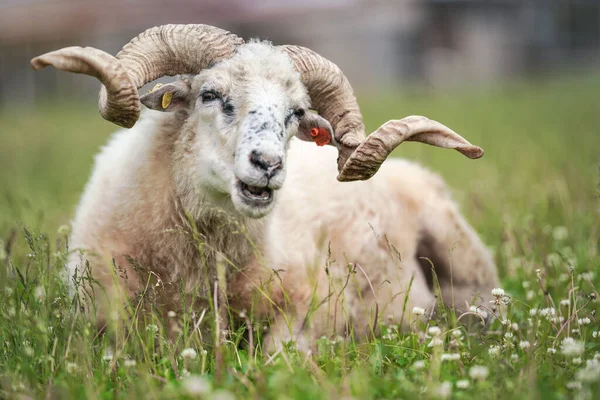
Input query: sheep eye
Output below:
<box><xmin>201</xmin><ymin>91</ymin><xmax>219</xmax><ymax>103</ymax></box>
<box><xmin>294</xmin><ymin>108</ymin><xmax>305</xmax><ymax>118</ymax></box>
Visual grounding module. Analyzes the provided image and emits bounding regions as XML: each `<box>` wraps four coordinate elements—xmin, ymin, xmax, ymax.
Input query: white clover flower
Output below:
<box><xmin>412</xmin><ymin>306</ymin><xmax>425</xmax><ymax>316</ymax></box>
<box><xmin>145</xmin><ymin>324</ymin><xmax>159</xmax><ymax>333</ymax></box>
<box><xmin>469</xmin><ymin>306</ymin><xmax>488</xmax><ymax>319</ymax></box>
<box><xmin>519</xmin><ymin>341</ymin><xmax>531</xmax><ymax>350</ymax></box>
<box><xmin>566</xmin><ymin>381</ymin><xmax>582</xmax><ymax>390</ymax></box>
<box><xmin>561</xmin><ymin>337</ymin><xmax>584</xmax><ymax>357</ymax></box>
<box><xmin>167</xmin><ymin>310</ymin><xmax>176</xmax><ymax>318</ymax></box>
<box><xmin>413</xmin><ymin>360</ymin><xmax>426</xmax><ymax>370</ymax></box>
<box><xmin>504</xmin><ymin>332</ymin><xmax>514</xmax><ymax>340</ymax></box>
<box><xmin>529</xmin><ymin>308</ymin><xmax>538</xmax><ymax>317</ymax></box>
<box><xmin>488</xmin><ymin>345</ymin><xmax>501</xmax><ymax>358</ymax></box>
<box><xmin>593</xmin><ymin>331</ymin><xmax>599</xmax><ymax>339</ymax></box>
<box><xmin>456</xmin><ymin>379</ymin><xmax>470</xmax><ymax>389</ymax></box>
<box><xmin>441</xmin><ymin>353</ymin><xmax>460</xmax><ymax>361</ymax></box>
<box><xmin>580</xmin><ymin>272</ymin><xmax>595</xmax><ymax>281</ymax></box>
<box><xmin>572</xmin><ymin>357</ymin><xmax>583</xmax><ymax>365</ymax></box>
<box><xmin>547</xmin><ymin>348</ymin><xmax>557</xmax><ymax>355</ymax></box>
<box><xmin>539</xmin><ymin>307</ymin><xmax>556</xmax><ymax>318</ymax></box>
<box><xmin>428</xmin><ymin>326</ymin><xmax>442</xmax><ymax>336</ymax></box>
<box><xmin>180</xmin><ymin>348</ymin><xmax>198</xmax><ymax>360</ymax></box>
<box><xmin>572</xmin><ymin>329</ymin><xmax>580</xmax><ymax>335</ymax></box>
<box><xmin>469</xmin><ymin>365</ymin><xmax>489</xmax><ymax>381</ymax></box>
<box><xmin>66</xmin><ymin>362</ymin><xmax>78</xmax><ymax>374</ymax></box>
<box><xmin>491</xmin><ymin>288</ymin><xmax>505</xmax><ymax>298</ymax></box>
<box><xmin>576</xmin><ymin>361</ymin><xmax>600</xmax><ymax>383</ymax></box>
<box><xmin>451</xmin><ymin>330</ymin><xmax>463</xmax><ymax>339</ymax></box>
<box><xmin>578</xmin><ymin>317</ymin><xmax>591</xmax><ymax>325</ymax></box>
<box><xmin>428</xmin><ymin>337</ymin><xmax>444</xmax><ymax>347</ymax></box>
<box><xmin>124</xmin><ymin>359</ymin><xmax>136</xmax><ymax>367</ymax></box>
<box><xmin>511</xmin><ymin>354</ymin><xmax>519</xmax><ymax>361</ymax></box>
<box><xmin>511</xmin><ymin>323</ymin><xmax>519</xmax><ymax>331</ymax></box>
<box><xmin>559</xmin><ymin>299</ymin><xmax>570</xmax><ymax>307</ymax></box>
<box><xmin>552</xmin><ymin>226</ymin><xmax>569</xmax><ymax>241</ymax></box>
<box><xmin>436</xmin><ymin>382</ymin><xmax>452</xmax><ymax>399</ymax></box>
<box><xmin>501</xmin><ymin>319</ymin><xmax>511</xmax><ymax>327</ymax></box>
<box><xmin>182</xmin><ymin>375</ymin><xmax>211</xmax><ymax>395</ymax></box>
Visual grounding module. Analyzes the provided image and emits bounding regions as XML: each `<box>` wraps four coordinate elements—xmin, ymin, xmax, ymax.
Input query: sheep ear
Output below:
<box><xmin>296</xmin><ymin>112</ymin><xmax>337</xmax><ymax>147</ymax></box>
<box><xmin>140</xmin><ymin>80</ymin><xmax>191</xmax><ymax>112</ymax></box>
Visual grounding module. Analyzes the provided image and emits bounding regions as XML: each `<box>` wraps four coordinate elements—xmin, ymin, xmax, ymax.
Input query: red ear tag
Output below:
<box><xmin>310</xmin><ymin>127</ymin><xmax>331</xmax><ymax>147</ymax></box>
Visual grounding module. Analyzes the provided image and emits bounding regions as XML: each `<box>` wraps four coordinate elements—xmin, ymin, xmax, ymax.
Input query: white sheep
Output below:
<box><xmin>31</xmin><ymin>24</ymin><xmax>498</xmax><ymax>350</ymax></box>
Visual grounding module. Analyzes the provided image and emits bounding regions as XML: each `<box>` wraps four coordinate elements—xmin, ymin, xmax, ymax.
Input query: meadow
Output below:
<box><xmin>0</xmin><ymin>73</ymin><xmax>598</xmax><ymax>399</ymax></box>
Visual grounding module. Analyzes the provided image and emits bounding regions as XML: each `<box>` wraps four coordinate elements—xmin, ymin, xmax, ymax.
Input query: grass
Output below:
<box><xmin>0</xmin><ymin>73</ymin><xmax>599</xmax><ymax>399</ymax></box>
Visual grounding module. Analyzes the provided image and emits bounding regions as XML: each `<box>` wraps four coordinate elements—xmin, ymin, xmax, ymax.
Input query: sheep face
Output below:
<box><xmin>142</xmin><ymin>42</ymin><xmax>323</xmax><ymax>218</ymax></box>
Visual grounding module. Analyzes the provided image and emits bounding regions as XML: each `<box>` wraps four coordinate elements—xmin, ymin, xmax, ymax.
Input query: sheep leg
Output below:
<box><xmin>417</xmin><ymin>194</ymin><xmax>499</xmax><ymax>310</ymax></box>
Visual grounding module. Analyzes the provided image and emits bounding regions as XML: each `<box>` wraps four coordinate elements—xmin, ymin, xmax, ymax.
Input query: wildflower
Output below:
<box><xmin>145</xmin><ymin>324</ymin><xmax>159</xmax><ymax>334</ymax></box>
<box><xmin>102</xmin><ymin>348</ymin><xmax>114</xmax><ymax>361</ymax></box>
<box><xmin>501</xmin><ymin>319</ymin><xmax>511</xmax><ymax>327</ymax></box>
<box><xmin>469</xmin><ymin>306</ymin><xmax>488</xmax><ymax>320</ymax></box>
<box><xmin>504</xmin><ymin>332</ymin><xmax>514</xmax><ymax>341</ymax></box>
<box><xmin>488</xmin><ymin>345</ymin><xmax>501</xmax><ymax>358</ymax></box>
<box><xmin>66</xmin><ymin>362</ymin><xmax>78</xmax><ymax>374</ymax></box>
<box><xmin>539</xmin><ymin>307</ymin><xmax>556</xmax><ymax>318</ymax></box>
<box><xmin>436</xmin><ymin>381</ymin><xmax>452</xmax><ymax>399</ymax></box>
<box><xmin>491</xmin><ymin>288</ymin><xmax>505</xmax><ymax>297</ymax></box>
<box><xmin>511</xmin><ymin>354</ymin><xmax>519</xmax><ymax>361</ymax></box>
<box><xmin>576</xmin><ymin>361</ymin><xmax>600</xmax><ymax>383</ymax></box>
<box><xmin>578</xmin><ymin>317</ymin><xmax>591</xmax><ymax>325</ymax></box>
<box><xmin>428</xmin><ymin>326</ymin><xmax>442</xmax><ymax>336</ymax></box>
<box><xmin>451</xmin><ymin>330</ymin><xmax>463</xmax><ymax>339</ymax></box>
<box><xmin>428</xmin><ymin>337</ymin><xmax>444</xmax><ymax>347</ymax></box>
<box><xmin>413</xmin><ymin>360</ymin><xmax>426</xmax><ymax>370</ymax></box>
<box><xmin>572</xmin><ymin>357</ymin><xmax>583</xmax><ymax>365</ymax></box>
<box><xmin>519</xmin><ymin>341</ymin><xmax>531</xmax><ymax>350</ymax></box>
<box><xmin>456</xmin><ymin>379</ymin><xmax>470</xmax><ymax>389</ymax></box>
<box><xmin>511</xmin><ymin>323</ymin><xmax>519</xmax><ymax>331</ymax></box>
<box><xmin>592</xmin><ymin>331</ymin><xmax>599</xmax><ymax>339</ymax></box>
<box><xmin>182</xmin><ymin>375</ymin><xmax>211</xmax><ymax>395</ymax></box>
<box><xmin>469</xmin><ymin>365</ymin><xmax>489</xmax><ymax>381</ymax></box>
<box><xmin>572</xmin><ymin>329</ymin><xmax>580</xmax><ymax>335</ymax></box>
<box><xmin>441</xmin><ymin>353</ymin><xmax>460</xmax><ymax>361</ymax></box>
<box><xmin>412</xmin><ymin>306</ymin><xmax>425</xmax><ymax>316</ymax></box>
<box><xmin>180</xmin><ymin>348</ymin><xmax>198</xmax><ymax>360</ymax></box>
<box><xmin>167</xmin><ymin>310</ymin><xmax>176</xmax><ymax>318</ymax></box>
<box><xmin>124</xmin><ymin>359</ymin><xmax>137</xmax><ymax>367</ymax></box>
<box><xmin>552</xmin><ymin>226</ymin><xmax>568</xmax><ymax>241</ymax></box>
<box><xmin>526</xmin><ymin>290</ymin><xmax>535</xmax><ymax>301</ymax></box>
<box><xmin>560</xmin><ymin>299</ymin><xmax>570</xmax><ymax>307</ymax></box>
<box><xmin>547</xmin><ymin>348</ymin><xmax>557</xmax><ymax>354</ymax></box>
<box><xmin>57</xmin><ymin>224</ymin><xmax>71</xmax><ymax>236</ymax></box>
<box><xmin>529</xmin><ymin>308</ymin><xmax>538</xmax><ymax>317</ymax></box>
<box><xmin>561</xmin><ymin>337</ymin><xmax>584</xmax><ymax>357</ymax></box>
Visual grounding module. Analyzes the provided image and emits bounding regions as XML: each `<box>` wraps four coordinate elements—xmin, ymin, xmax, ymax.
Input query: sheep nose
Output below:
<box><xmin>250</xmin><ymin>150</ymin><xmax>282</xmax><ymax>177</ymax></box>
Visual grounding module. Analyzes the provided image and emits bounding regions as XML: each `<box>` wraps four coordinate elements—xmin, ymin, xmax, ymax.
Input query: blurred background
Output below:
<box><xmin>2</xmin><ymin>0</ymin><xmax>600</xmax><ymax>103</ymax></box>
<box><xmin>0</xmin><ymin>0</ymin><xmax>599</xmax><ymax>273</ymax></box>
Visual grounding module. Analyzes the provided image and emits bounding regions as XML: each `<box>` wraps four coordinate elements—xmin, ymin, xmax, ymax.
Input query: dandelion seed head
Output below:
<box><xmin>180</xmin><ymin>348</ymin><xmax>198</xmax><ymax>360</ymax></box>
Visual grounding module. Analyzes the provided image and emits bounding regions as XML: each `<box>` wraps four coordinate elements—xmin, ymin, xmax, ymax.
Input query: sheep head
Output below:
<box><xmin>30</xmin><ymin>24</ymin><xmax>484</xmax><ymax>217</ymax></box>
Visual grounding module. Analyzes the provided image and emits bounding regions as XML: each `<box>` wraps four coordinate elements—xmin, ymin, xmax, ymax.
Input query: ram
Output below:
<box><xmin>31</xmin><ymin>24</ymin><xmax>498</xmax><ymax>351</ymax></box>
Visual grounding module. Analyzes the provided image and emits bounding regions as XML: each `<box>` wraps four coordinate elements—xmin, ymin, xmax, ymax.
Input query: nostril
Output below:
<box><xmin>250</xmin><ymin>150</ymin><xmax>282</xmax><ymax>177</ymax></box>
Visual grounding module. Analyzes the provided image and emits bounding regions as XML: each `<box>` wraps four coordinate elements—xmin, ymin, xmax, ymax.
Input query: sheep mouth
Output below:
<box><xmin>237</xmin><ymin>180</ymin><xmax>273</xmax><ymax>205</ymax></box>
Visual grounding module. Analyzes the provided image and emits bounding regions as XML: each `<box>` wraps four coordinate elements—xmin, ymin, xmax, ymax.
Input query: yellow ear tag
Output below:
<box><xmin>161</xmin><ymin>92</ymin><xmax>173</xmax><ymax>109</ymax></box>
<box><xmin>149</xmin><ymin>82</ymin><xmax>164</xmax><ymax>93</ymax></box>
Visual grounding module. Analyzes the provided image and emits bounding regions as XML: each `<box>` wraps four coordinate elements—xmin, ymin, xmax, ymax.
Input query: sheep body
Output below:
<box><xmin>66</xmin><ymin>41</ymin><xmax>498</xmax><ymax>349</ymax></box>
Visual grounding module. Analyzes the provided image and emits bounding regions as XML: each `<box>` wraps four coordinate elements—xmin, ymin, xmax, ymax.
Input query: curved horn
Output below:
<box><xmin>280</xmin><ymin>46</ymin><xmax>483</xmax><ymax>182</ymax></box>
<box><xmin>31</xmin><ymin>24</ymin><xmax>243</xmax><ymax>128</ymax></box>
<box><xmin>338</xmin><ymin>116</ymin><xmax>484</xmax><ymax>181</ymax></box>
<box><xmin>280</xmin><ymin>45</ymin><xmax>367</xmax><ymax>172</ymax></box>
